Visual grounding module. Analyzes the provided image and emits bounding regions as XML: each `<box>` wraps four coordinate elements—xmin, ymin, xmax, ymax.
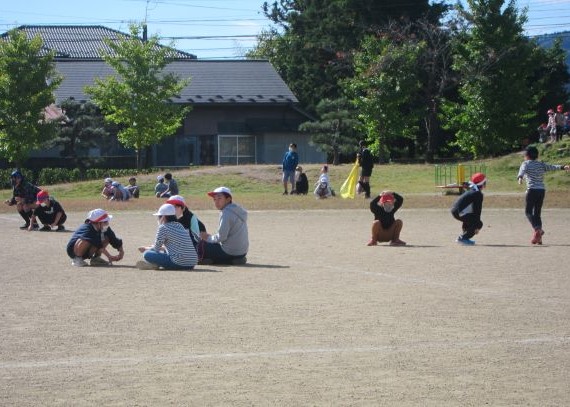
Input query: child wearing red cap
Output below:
<box><xmin>451</xmin><ymin>173</ymin><xmax>487</xmax><ymax>245</ymax></box>
<box><xmin>367</xmin><ymin>191</ymin><xmax>406</xmax><ymax>246</ymax></box>
<box><xmin>554</xmin><ymin>105</ymin><xmax>565</xmax><ymax>142</ymax></box>
<box><xmin>29</xmin><ymin>190</ymin><xmax>67</xmax><ymax>231</ymax></box>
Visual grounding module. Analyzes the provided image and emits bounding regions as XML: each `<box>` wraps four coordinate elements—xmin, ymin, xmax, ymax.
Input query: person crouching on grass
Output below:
<box><xmin>367</xmin><ymin>191</ymin><xmax>406</xmax><ymax>246</ymax></box>
<box><xmin>136</xmin><ymin>203</ymin><xmax>197</xmax><ymax>270</ymax></box>
<box><xmin>66</xmin><ymin>209</ymin><xmax>124</xmax><ymax>267</ymax></box>
<box><xmin>451</xmin><ymin>173</ymin><xmax>487</xmax><ymax>246</ymax></box>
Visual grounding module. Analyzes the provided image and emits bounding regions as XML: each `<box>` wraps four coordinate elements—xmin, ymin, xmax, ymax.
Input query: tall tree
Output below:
<box><xmin>0</xmin><ymin>29</ymin><xmax>62</xmax><ymax>167</ymax></box>
<box><xmin>85</xmin><ymin>24</ymin><xmax>190</xmax><ymax>170</ymax></box>
<box><xmin>442</xmin><ymin>0</ymin><xmax>539</xmax><ymax>157</ymax></box>
<box><xmin>344</xmin><ymin>34</ymin><xmax>423</xmax><ymax>161</ymax></box>
<box><xmin>48</xmin><ymin>98</ymin><xmax>112</xmax><ymax>169</ymax></box>
<box><xmin>299</xmin><ymin>98</ymin><xmax>361</xmax><ymax>165</ymax></box>
<box><xmin>260</xmin><ymin>0</ymin><xmax>442</xmax><ymax>114</ymax></box>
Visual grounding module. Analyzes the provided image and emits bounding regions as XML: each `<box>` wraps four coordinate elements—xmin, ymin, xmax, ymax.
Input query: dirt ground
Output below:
<box><xmin>1</xmin><ymin>207</ymin><xmax>569</xmax><ymax>406</ymax></box>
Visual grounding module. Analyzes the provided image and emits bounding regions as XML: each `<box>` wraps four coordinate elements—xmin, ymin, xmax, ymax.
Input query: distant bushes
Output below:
<box><xmin>0</xmin><ymin>168</ymin><xmax>156</xmax><ymax>189</ymax></box>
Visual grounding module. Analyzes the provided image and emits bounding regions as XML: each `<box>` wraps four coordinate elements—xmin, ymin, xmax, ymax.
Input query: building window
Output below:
<box><xmin>218</xmin><ymin>135</ymin><xmax>256</xmax><ymax>165</ymax></box>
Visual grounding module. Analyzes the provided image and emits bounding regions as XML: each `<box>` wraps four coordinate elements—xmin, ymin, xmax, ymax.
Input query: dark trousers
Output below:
<box><xmin>452</xmin><ymin>211</ymin><xmax>483</xmax><ymax>239</ymax></box>
<box><xmin>525</xmin><ymin>188</ymin><xmax>545</xmax><ymax>230</ymax></box>
<box><xmin>201</xmin><ymin>241</ymin><xmax>245</xmax><ymax>264</ymax></box>
<box><xmin>37</xmin><ymin>211</ymin><xmax>67</xmax><ymax>227</ymax></box>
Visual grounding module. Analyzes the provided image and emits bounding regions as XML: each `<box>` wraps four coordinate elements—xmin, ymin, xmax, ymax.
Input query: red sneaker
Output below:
<box><xmin>390</xmin><ymin>239</ymin><xmax>407</xmax><ymax>246</ymax></box>
<box><xmin>366</xmin><ymin>239</ymin><xmax>378</xmax><ymax>246</ymax></box>
<box><xmin>531</xmin><ymin>229</ymin><xmax>541</xmax><ymax>245</ymax></box>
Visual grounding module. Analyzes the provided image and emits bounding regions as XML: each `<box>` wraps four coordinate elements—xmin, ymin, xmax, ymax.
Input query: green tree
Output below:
<box><xmin>0</xmin><ymin>29</ymin><xmax>62</xmax><ymax>167</ymax></box>
<box><xmin>48</xmin><ymin>98</ymin><xmax>112</xmax><ymax>169</ymax></box>
<box><xmin>442</xmin><ymin>0</ymin><xmax>538</xmax><ymax>157</ymax></box>
<box><xmin>260</xmin><ymin>0</ymin><xmax>442</xmax><ymax>114</ymax></box>
<box><xmin>299</xmin><ymin>98</ymin><xmax>361</xmax><ymax>165</ymax></box>
<box><xmin>344</xmin><ymin>34</ymin><xmax>423</xmax><ymax>161</ymax></box>
<box><xmin>84</xmin><ymin>24</ymin><xmax>190</xmax><ymax>170</ymax></box>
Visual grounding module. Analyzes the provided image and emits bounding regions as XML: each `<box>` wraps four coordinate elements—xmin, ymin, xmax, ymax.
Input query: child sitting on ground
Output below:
<box><xmin>314</xmin><ymin>165</ymin><xmax>333</xmax><ymax>199</ymax></box>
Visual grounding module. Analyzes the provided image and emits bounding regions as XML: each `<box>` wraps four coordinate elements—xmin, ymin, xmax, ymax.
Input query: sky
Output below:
<box><xmin>1</xmin><ymin>0</ymin><xmax>569</xmax><ymax>60</ymax></box>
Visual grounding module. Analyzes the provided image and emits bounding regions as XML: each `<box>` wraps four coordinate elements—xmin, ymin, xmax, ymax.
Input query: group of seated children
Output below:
<box><xmin>290</xmin><ymin>165</ymin><xmax>335</xmax><ymax>199</ymax></box>
<box><xmin>101</xmin><ymin>177</ymin><xmax>139</xmax><ymax>201</ymax></box>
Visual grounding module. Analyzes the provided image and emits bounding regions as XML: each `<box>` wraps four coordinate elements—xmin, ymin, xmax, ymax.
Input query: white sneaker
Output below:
<box><xmin>136</xmin><ymin>260</ymin><xmax>159</xmax><ymax>270</ymax></box>
<box><xmin>71</xmin><ymin>257</ymin><xmax>88</xmax><ymax>267</ymax></box>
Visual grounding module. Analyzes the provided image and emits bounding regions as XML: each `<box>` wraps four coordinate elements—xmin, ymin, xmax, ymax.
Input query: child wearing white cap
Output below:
<box><xmin>136</xmin><ymin>203</ymin><xmax>197</xmax><ymax>270</ymax></box>
<box><xmin>66</xmin><ymin>209</ymin><xmax>124</xmax><ymax>267</ymax></box>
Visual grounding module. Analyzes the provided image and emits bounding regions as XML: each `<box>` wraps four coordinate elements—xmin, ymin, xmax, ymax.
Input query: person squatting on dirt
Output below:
<box><xmin>451</xmin><ymin>173</ymin><xmax>487</xmax><ymax>245</ymax></box>
<box><xmin>367</xmin><ymin>191</ymin><xmax>406</xmax><ymax>246</ymax></box>
<box><xmin>517</xmin><ymin>145</ymin><xmax>569</xmax><ymax>245</ymax></box>
<box><xmin>136</xmin><ymin>203</ymin><xmax>197</xmax><ymax>270</ymax></box>
<box><xmin>4</xmin><ymin>170</ymin><xmax>41</xmax><ymax>230</ymax></box>
<box><xmin>29</xmin><ymin>190</ymin><xmax>67</xmax><ymax>232</ymax></box>
<box><xmin>200</xmin><ymin>187</ymin><xmax>248</xmax><ymax>265</ymax></box>
<box><xmin>66</xmin><ymin>209</ymin><xmax>124</xmax><ymax>267</ymax></box>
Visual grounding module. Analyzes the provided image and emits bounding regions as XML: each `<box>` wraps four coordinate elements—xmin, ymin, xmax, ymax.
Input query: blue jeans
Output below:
<box><xmin>143</xmin><ymin>250</ymin><xmax>194</xmax><ymax>270</ymax></box>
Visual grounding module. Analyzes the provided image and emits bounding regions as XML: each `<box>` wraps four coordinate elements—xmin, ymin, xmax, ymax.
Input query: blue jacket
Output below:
<box><xmin>282</xmin><ymin>151</ymin><xmax>299</xmax><ymax>171</ymax></box>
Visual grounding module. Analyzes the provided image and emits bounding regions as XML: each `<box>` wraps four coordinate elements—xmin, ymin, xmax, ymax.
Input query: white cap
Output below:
<box><xmin>86</xmin><ymin>208</ymin><xmax>112</xmax><ymax>223</ymax></box>
<box><xmin>207</xmin><ymin>186</ymin><xmax>232</xmax><ymax>197</ymax></box>
<box><xmin>104</xmin><ymin>178</ymin><xmax>113</xmax><ymax>184</ymax></box>
<box><xmin>166</xmin><ymin>195</ymin><xmax>186</xmax><ymax>207</ymax></box>
<box><xmin>153</xmin><ymin>203</ymin><xmax>176</xmax><ymax>216</ymax></box>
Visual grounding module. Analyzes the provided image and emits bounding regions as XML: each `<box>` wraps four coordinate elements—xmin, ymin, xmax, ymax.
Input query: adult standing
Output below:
<box><xmin>281</xmin><ymin>143</ymin><xmax>299</xmax><ymax>195</ymax></box>
<box><xmin>357</xmin><ymin>140</ymin><xmax>374</xmax><ymax>199</ymax></box>
<box><xmin>200</xmin><ymin>187</ymin><xmax>248</xmax><ymax>265</ymax></box>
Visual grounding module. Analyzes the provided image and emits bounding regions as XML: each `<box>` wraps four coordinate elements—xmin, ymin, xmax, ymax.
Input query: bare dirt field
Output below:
<box><xmin>1</xmin><ymin>207</ymin><xmax>569</xmax><ymax>406</ymax></box>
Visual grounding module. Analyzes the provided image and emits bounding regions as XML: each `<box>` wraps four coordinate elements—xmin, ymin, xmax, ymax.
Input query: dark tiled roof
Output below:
<box><xmin>54</xmin><ymin>60</ymin><xmax>298</xmax><ymax>105</ymax></box>
<box><xmin>2</xmin><ymin>25</ymin><xmax>196</xmax><ymax>59</ymax></box>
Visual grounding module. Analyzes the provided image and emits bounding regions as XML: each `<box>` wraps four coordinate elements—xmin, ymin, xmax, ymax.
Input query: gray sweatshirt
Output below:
<box><xmin>207</xmin><ymin>203</ymin><xmax>249</xmax><ymax>256</ymax></box>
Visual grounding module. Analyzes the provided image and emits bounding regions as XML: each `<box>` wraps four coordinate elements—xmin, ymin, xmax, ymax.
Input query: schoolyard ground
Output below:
<box><xmin>1</xmin><ymin>208</ymin><xmax>569</xmax><ymax>406</ymax></box>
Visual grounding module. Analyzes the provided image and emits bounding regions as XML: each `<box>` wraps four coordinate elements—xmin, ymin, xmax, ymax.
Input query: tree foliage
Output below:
<box><xmin>0</xmin><ymin>29</ymin><xmax>62</xmax><ymax>166</ymax></box>
<box><xmin>344</xmin><ymin>34</ymin><xmax>423</xmax><ymax>161</ymax></box>
<box><xmin>84</xmin><ymin>24</ymin><xmax>190</xmax><ymax>169</ymax></box>
<box><xmin>442</xmin><ymin>0</ymin><xmax>540</xmax><ymax>157</ymax></box>
<box><xmin>299</xmin><ymin>98</ymin><xmax>361</xmax><ymax>165</ymax></box>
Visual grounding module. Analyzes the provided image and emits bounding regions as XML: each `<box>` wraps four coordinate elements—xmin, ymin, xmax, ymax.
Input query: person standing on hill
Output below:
<box><xmin>357</xmin><ymin>140</ymin><xmax>374</xmax><ymax>199</ymax></box>
<box><xmin>281</xmin><ymin>143</ymin><xmax>299</xmax><ymax>195</ymax></box>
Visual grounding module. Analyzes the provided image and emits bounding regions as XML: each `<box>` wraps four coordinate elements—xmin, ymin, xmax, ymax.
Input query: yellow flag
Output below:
<box><xmin>340</xmin><ymin>160</ymin><xmax>360</xmax><ymax>199</ymax></box>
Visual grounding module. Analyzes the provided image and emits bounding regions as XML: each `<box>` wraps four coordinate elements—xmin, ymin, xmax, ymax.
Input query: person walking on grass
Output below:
<box><xmin>517</xmin><ymin>145</ymin><xmax>569</xmax><ymax>245</ymax></box>
<box><xmin>281</xmin><ymin>143</ymin><xmax>298</xmax><ymax>195</ymax></box>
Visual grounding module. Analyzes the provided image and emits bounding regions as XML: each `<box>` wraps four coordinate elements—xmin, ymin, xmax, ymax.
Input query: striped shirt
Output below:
<box><xmin>152</xmin><ymin>222</ymin><xmax>197</xmax><ymax>267</ymax></box>
<box><xmin>518</xmin><ymin>160</ymin><xmax>563</xmax><ymax>190</ymax></box>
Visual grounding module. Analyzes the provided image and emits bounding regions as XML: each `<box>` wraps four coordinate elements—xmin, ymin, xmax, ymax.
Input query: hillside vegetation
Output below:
<box><xmin>1</xmin><ymin>141</ymin><xmax>569</xmax><ymax>212</ymax></box>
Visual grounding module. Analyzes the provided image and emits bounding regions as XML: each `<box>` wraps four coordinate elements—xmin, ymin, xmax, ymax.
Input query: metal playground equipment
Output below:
<box><xmin>434</xmin><ymin>163</ymin><xmax>487</xmax><ymax>194</ymax></box>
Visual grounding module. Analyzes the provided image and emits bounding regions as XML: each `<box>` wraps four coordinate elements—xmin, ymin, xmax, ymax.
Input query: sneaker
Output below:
<box><xmin>31</xmin><ymin>223</ymin><xmax>39</xmax><ymax>230</ymax></box>
<box><xmin>136</xmin><ymin>260</ymin><xmax>159</xmax><ymax>270</ymax></box>
<box><xmin>531</xmin><ymin>229</ymin><xmax>541</xmax><ymax>245</ymax></box>
<box><xmin>90</xmin><ymin>256</ymin><xmax>110</xmax><ymax>267</ymax></box>
<box><xmin>366</xmin><ymin>239</ymin><xmax>378</xmax><ymax>246</ymax></box>
<box><xmin>71</xmin><ymin>257</ymin><xmax>88</xmax><ymax>267</ymax></box>
<box><xmin>390</xmin><ymin>239</ymin><xmax>407</xmax><ymax>246</ymax></box>
<box><xmin>19</xmin><ymin>223</ymin><xmax>30</xmax><ymax>230</ymax></box>
<box><xmin>282</xmin><ymin>191</ymin><xmax>289</xmax><ymax>195</ymax></box>
<box><xmin>56</xmin><ymin>225</ymin><xmax>66</xmax><ymax>232</ymax></box>
<box><xmin>198</xmin><ymin>258</ymin><xmax>214</xmax><ymax>265</ymax></box>
<box><xmin>231</xmin><ymin>256</ymin><xmax>247</xmax><ymax>265</ymax></box>
<box><xmin>456</xmin><ymin>237</ymin><xmax>475</xmax><ymax>245</ymax></box>
<box><xmin>39</xmin><ymin>225</ymin><xmax>52</xmax><ymax>232</ymax></box>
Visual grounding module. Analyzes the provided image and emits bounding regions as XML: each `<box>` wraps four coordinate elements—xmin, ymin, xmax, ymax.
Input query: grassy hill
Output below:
<box><xmin>1</xmin><ymin>141</ymin><xmax>569</xmax><ymax>212</ymax></box>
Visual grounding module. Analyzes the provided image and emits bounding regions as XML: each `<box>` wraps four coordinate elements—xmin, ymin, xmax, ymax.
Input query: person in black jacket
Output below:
<box><xmin>291</xmin><ymin>166</ymin><xmax>309</xmax><ymax>195</ymax></box>
<box><xmin>367</xmin><ymin>191</ymin><xmax>406</xmax><ymax>246</ymax></box>
<box><xmin>357</xmin><ymin>140</ymin><xmax>374</xmax><ymax>198</ymax></box>
<box><xmin>451</xmin><ymin>173</ymin><xmax>487</xmax><ymax>245</ymax></box>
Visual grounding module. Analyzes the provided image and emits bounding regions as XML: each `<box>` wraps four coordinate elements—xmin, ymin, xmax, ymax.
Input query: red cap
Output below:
<box><xmin>471</xmin><ymin>172</ymin><xmax>487</xmax><ymax>186</ymax></box>
<box><xmin>557</xmin><ymin>104</ymin><xmax>563</xmax><ymax>112</ymax></box>
<box><xmin>379</xmin><ymin>193</ymin><xmax>395</xmax><ymax>204</ymax></box>
<box><xmin>36</xmin><ymin>190</ymin><xmax>49</xmax><ymax>204</ymax></box>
